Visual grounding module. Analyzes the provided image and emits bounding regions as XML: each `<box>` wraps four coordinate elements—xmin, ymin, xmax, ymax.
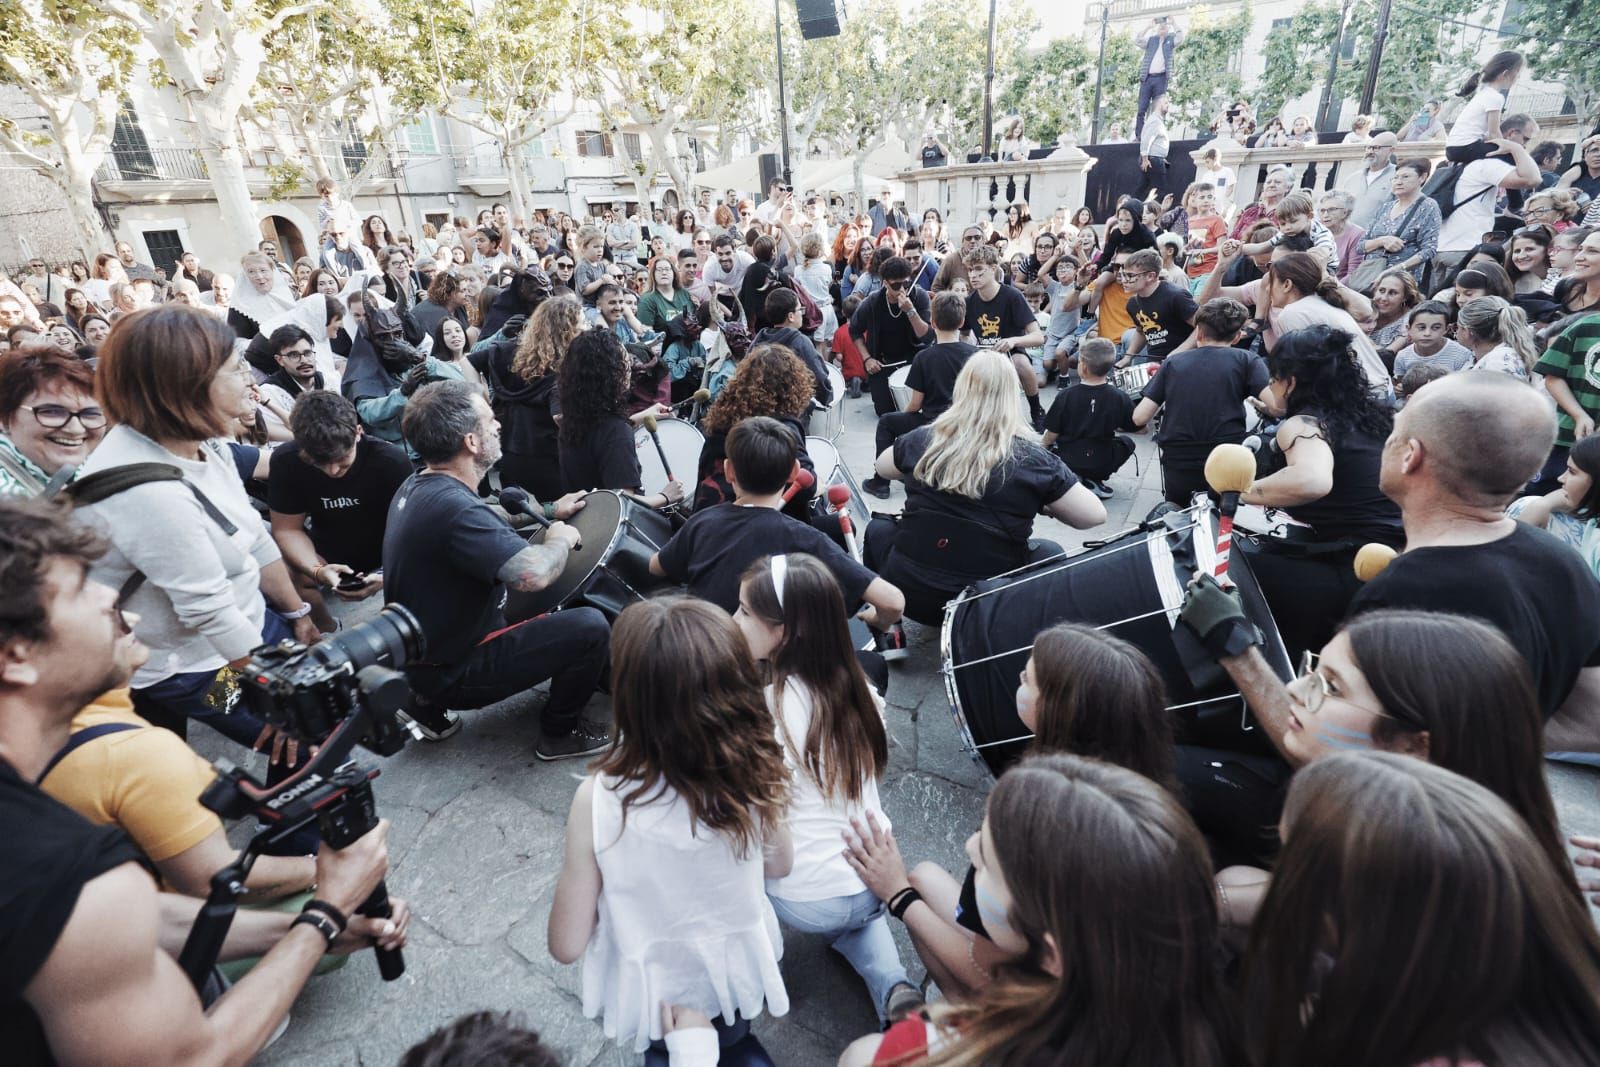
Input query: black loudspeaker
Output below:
<box><xmin>795</xmin><ymin>0</ymin><xmax>841</xmax><ymax>39</ymax></box>
<box><xmin>758</xmin><ymin>152</ymin><xmax>781</xmax><ymax>192</ymax></box>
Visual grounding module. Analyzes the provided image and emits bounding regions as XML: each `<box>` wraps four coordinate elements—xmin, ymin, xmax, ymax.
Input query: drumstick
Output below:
<box><xmin>640</xmin><ymin>413</ymin><xmax>674</xmax><ymax>482</ymax></box>
<box><xmin>827</xmin><ymin>484</ymin><xmax>862</xmax><ymax>562</ymax></box>
<box><xmin>1204</xmin><ymin>444</ymin><xmax>1256</xmax><ymax>588</ymax></box>
<box><xmin>498</xmin><ymin>487</ymin><xmax>581</xmax><ymax>551</ymax></box>
<box><xmin>1353</xmin><ymin>543</ymin><xmax>1397</xmax><ymax>582</ymax></box>
<box><xmin>780</xmin><ymin>468</ymin><xmax>815</xmax><ymax>504</ymax></box>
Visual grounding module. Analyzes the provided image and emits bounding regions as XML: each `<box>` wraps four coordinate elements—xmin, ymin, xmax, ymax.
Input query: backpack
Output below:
<box><xmin>780</xmin><ymin>271</ymin><xmax>824</xmax><ymax>335</ymax></box>
<box><xmin>1422</xmin><ymin>162</ymin><xmax>1495</xmax><ymax>222</ymax></box>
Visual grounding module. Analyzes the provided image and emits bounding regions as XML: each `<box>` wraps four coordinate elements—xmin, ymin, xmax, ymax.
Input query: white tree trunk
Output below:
<box><xmin>197</xmin><ymin>140</ymin><xmax>261</xmax><ymax>250</ymax></box>
<box><xmin>62</xmin><ymin>156</ymin><xmax>114</xmax><ymax>257</ymax></box>
<box><xmin>503</xmin><ymin>142</ymin><xmax>532</xmax><ymax>225</ymax></box>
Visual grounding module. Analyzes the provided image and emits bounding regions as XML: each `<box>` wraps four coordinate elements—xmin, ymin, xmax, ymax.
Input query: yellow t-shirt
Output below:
<box><xmin>1095</xmin><ymin>281</ymin><xmax>1135</xmax><ymax>342</ymax></box>
<box><xmin>39</xmin><ymin>689</ymin><xmax>220</xmax><ymax>862</ymax></box>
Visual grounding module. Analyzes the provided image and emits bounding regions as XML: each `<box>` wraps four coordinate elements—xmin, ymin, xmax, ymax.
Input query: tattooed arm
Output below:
<box><xmin>495</xmin><ymin>523</ymin><xmax>580</xmax><ymax>592</ymax></box>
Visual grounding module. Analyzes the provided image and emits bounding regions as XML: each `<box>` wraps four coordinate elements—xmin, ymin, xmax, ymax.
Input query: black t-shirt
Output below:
<box><xmin>921</xmin><ymin>144</ymin><xmax>947</xmax><ymax>168</ymax></box>
<box><xmin>560</xmin><ymin>416</ymin><xmax>642</xmax><ymax>493</ymax></box>
<box><xmin>893</xmin><ymin>425</ymin><xmax>1073</xmax><ymax>544</ymax></box>
<box><xmin>849</xmin><ymin>287</ymin><xmax>931</xmax><ymax>364</ymax></box>
<box><xmin>1143</xmin><ymin>345</ymin><xmax>1269</xmax><ymax>463</ymax></box>
<box><xmin>1126</xmin><ymin>282</ymin><xmax>1197</xmax><ymax>360</ymax></box>
<box><xmin>1348</xmin><ymin>522</ymin><xmax>1600</xmax><ymax>719</ymax></box>
<box><xmin>963</xmin><ymin>285</ymin><xmax>1036</xmax><ymax>349</ymax></box>
<box><xmin>2</xmin><ymin>758</ymin><xmax>147</xmax><ymax>1064</ymax></box>
<box><xmin>655</xmin><ymin>504</ymin><xmax>877</xmax><ymax>614</ymax></box>
<box><xmin>1044</xmin><ymin>382</ymin><xmax>1137</xmax><ymax>444</ymax></box>
<box><xmin>1281</xmin><ymin>414</ymin><xmax>1403</xmax><ymax>546</ymax></box>
<box><xmin>383</xmin><ymin>472</ymin><xmax>530</xmax><ymax>666</ymax></box>
<box><xmin>269</xmin><ymin>438</ymin><xmax>413</xmax><ymax>572</ymax></box>
<box><xmin>904</xmin><ymin>341</ymin><xmax>978</xmax><ymax>418</ymax></box>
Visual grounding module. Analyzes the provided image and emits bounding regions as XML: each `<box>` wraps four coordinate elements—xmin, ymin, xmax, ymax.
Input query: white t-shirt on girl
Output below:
<box><xmin>1447</xmin><ymin>86</ymin><xmax>1507</xmax><ymax>147</ymax></box>
<box><xmin>764</xmin><ymin>679</ymin><xmax>890</xmax><ymax>903</ymax></box>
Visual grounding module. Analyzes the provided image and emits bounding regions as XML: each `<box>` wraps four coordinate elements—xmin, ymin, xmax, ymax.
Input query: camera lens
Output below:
<box><xmin>315</xmin><ymin>604</ymin><xmax>425</xmax><ymax>674</ymax></box>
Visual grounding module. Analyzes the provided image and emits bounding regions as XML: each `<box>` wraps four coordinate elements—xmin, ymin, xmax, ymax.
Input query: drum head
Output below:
<box><xmin>505</xmin><ymin>490</ymin><xmax>624</xmax><ymax>620</ymax></box>
<box><xmin>942</xmin><ymin>506</ymin><xmax>1291</xmax><ymax>777</ymax></box>
<box><xmin>635</xmin><ymin>419</ymin><xmax>704</xmax><ymax>497</ymax></box>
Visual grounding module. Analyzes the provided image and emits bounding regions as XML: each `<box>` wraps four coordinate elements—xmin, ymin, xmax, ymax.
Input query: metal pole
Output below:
<box><xmin>1358</xmin><ymin>0</ymin><xmax>1394</xmax><ymax>116</ymax></box>
<box><xmin>1090</xmin><ymin>4</ymin><xmax>1110</xmax><ymax>144</ymax></box>
<box><xmin>774</xmin><ymin>0</ymin><xmax>793</xmax><ymax>187</ymax></box>
<box><xmin>981</xmin><ymin>0</ymin><xmax>998</xmax><ymax>160</ymax></box>
<box><xmin>1315</xmin><ymin>0</ymin><xmax>1351</xmax><ymax>132</ymax></box>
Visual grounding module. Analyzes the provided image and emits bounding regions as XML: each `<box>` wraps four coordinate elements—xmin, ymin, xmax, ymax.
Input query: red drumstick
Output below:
<box><xmin>1204</xmin><ymin>444</ymin><xmax>1256</xmax><ymax>588</ymax></box>
<box><xmin>827</xmin><ymin>484</ymin><xmax>862</xmax><ymax>562</ymax></box>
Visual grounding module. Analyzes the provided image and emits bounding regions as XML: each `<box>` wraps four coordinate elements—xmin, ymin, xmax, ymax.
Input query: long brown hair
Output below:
<box><xmin>1267</xmin><ymin>251</ymin><xmax>1348</xmax><ymax>310</ymax></box>
<box><xmin>740</xmin><ymin>554</ymin><xmax>887</xmax><ymax>805</ymax></box>
<box><xmin>593</xmin><ymin>597</ymin><xmax>789</xmax><ymax>858</ymax></box>
<box><xmin>702</xmin><ymin>343</ymin><xmax>815</xmax><ymax>434</ymax></box>
<box><xmin>921</xmin><ymin>754</ymin><xmax>1240</xmax><ymax>1066</ymax></box>
<box><xmin>1029</xmin><ymin>624</ymin><xmax>1176</xmax><ymax>792</ymax></box>
<box><xmin>1245</xmin><ymin>752</ymin><xmax>1600</xmax><ymax>1067</ymax></box>
<box><xmin>510</xmin><ymin>295</ymin><xmax>583</xmax><ymax>382</ymax></box>
<box><xmin>1340</xmin><ymin>609</ymin><xmax>1579</xmax><ymax>900</ymax></box>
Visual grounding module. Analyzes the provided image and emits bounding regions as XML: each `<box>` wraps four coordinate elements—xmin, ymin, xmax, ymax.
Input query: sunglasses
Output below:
<box><xmin>885</xmin><ymin>280</ymin><xmax>909</xmax><ymax>290</ymax></box>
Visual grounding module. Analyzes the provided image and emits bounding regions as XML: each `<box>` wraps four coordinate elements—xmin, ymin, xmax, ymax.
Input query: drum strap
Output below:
<box><xmin>893</xmin><ymin>509</ymin><xmax>1026</xmax><ymax>576</ymax></box>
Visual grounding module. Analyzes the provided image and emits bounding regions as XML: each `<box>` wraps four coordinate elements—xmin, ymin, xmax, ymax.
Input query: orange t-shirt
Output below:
<box><xmin>1185</xmin><ymin>214</ymin><xmax>1230</xmax><ymax>277</ymax></box>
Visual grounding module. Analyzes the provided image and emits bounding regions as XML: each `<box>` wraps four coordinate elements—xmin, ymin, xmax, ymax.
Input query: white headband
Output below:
<box><xmin>771</xmin><ymin>554</ymin><xmax>788</xmax><ymax>609</ymax></box>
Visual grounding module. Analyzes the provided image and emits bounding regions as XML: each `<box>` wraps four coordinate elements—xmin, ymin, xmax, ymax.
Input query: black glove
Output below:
<box><xmin>1178</xmin><ymin>573</ymin><xmax>1262</xmax><ymax>660</ymax></box>
<box><xmin>400</xmin><ymin>362</ymin><xmax>434</xmax><ymax>398</ymax></box>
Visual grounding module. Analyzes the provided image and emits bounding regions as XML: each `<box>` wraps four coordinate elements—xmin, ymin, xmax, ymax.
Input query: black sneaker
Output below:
<box><xmin>862</xmin><ymin>475</ymin><xmax>893</xmax><ymax>499</ymax></box>
<box><xmin>874</xmin><ymin>622</ymin><xmax>910</xmax><ymax>662</ymax></box>
<box><xmin>848</xmin><ymin>377</ymin><xmax>863</xmax><ymax>399</ymax></box>
<box><xmin>884</xmin><ymin>982</ymin><xmax>926</xmax><ymax>1026</ymax></box>
<box><xmin>535</xmin><ymin>717</ymin><xmax>612</xmax><ymax>761</ymax></box>
<box><xmin>1089</xmin><ymin>480</ymin><xmax>1114</xmax><ymax>500</ymax></box>
<box><xmin>398</xmin><ymin>701</ymin><xmax>463</xmax><ymax>741</ymax></box>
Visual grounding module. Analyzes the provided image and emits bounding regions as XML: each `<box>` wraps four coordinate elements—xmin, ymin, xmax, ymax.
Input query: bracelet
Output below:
<box><xmin>887</xmin><ymin>886</ymin><xmax>923</xmax><ymax>920</ymax></box>
<box><xmin>292</xmin><ymin>910</ymin><xmax>340</xmax><ymax>947</ymax></box>
<box><xmin>280</xmin><ymin>602</ymin><xmax>313</xmax><ymax>620</ymax></box>
<box><xmin>542</xmin><ymin>502</ymin><xmax>557</xmax><ymax>521</ymax></box>
<box><xmin>301</xmin><ymin>898</ymin><xmax>350</xmax><ymax>931</ymax></box>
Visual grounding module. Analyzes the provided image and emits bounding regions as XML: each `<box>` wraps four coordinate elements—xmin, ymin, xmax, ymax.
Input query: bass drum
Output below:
<box><xmin>635</xmin><ymin>418</ymin><xmax>704</xmax><ymax>499</ymax></box>
<box><xmin>505</xmin><ymin>490</ymin><xmax>675</xmax><ymax>622</ymax></box>
<box><xmin>941</xmin><ymin>502</ymin><xmax>1293</xmax><ymax>777</ymax></box>
<box><xmin>810</xmin><ymin>365</ymin><xmax>848</xmax><ymax>441</ymax></box>
<box><xmin>888</xmin><ymin>366</ymin><xmax>913</xmax><ymax>411</ymax></box>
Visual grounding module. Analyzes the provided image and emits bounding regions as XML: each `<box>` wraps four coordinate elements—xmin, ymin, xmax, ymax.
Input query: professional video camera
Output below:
<box><xmin>176</xmin><ymin>606</ymin><xmax>425</xmax><ymax>990</ymax></box>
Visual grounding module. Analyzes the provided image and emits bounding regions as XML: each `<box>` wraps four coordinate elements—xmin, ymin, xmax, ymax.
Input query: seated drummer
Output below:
<box><xmin>650</xmin><ymin>416</ymin><xmax>905</xmax><ymax>634</ymax></box>
<box><xmin>381</xmin><ymin>380</ymin><xmax>611</xmax><ymax>761</ymax></box>
<box><xmin>861</xmin><ymin>292</ymin><xmax>976</xmax><ymax>499</ymax></box>
<box><xmin>693</xmin><ymin>342</ymin><xmax>817</xmax><ymax>519</ymax></box>
<box><xmin>864</xmin><ymin>351</ymin><xmax>1107</xmax><ymax>625</ymax></box>
<box><xmin>1229</xmin><ymin>324</ymin><xmax>1403</xmax><ymax>659</ymax></box>
<box><xmin>555</xmin><ymin>327</ymin><xmax>684</xmax><ymax>508</ymax></box>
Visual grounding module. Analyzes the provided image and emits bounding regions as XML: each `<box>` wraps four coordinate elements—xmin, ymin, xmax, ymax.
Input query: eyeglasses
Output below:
<box><xmin>1296</xmin><ymin>649</ymin><xmax>1408</xmax><ymax>723</ymax></box>
<box><xmin>20</xmin><ymin>403</ymin><xmax>106</xmax><ymax>430</ymax></box>
<box><xmin>555</xmin><ymin>261</ymin><xmax>574</xmax><ymax>269</ymax></box>
<box><xmin>1117</xmin><ymin>269</ymin><xmax>1152</xmax><ymax>280</ymax></box>
<box><xmin>280</xmin><ymin>346</ymin><xmax>316</xmax><ymax>361</ymax></box>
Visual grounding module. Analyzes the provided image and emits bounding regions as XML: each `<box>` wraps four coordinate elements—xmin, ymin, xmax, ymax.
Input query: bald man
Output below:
<box><xmin>1184</xmin><ymin>374</ymin><xmax>1600</xmax><ymax>766</ymax></box>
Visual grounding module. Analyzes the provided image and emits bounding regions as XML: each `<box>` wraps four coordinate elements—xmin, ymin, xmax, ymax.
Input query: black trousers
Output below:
<box><xmin>864</xmin><ymin>364</ymin><xmax>906</xmax><ymax>417</ymax></box>
<box><xmin>409</xmin><ymin>607</ymin><xmax>609</xmax><ymax>738</ymax></box>
<box><xmin>1244</xmin><ymin>544</ymin><xmax>1363</xmax><ymax>664</ymax></box>
<box><xmin>1136</xmin><ymin>72</ymin><xmax>1169</xmax><ymax>139</ymax></box>
<box><xmin>1162</xmin><ymin>462</ymin><xmax>1211</xmax><ymax>506</ymax></box>
<box><xmin>1138</xmin><ymin>156</ymin><xmax>1170</xmax><ymax>200</ymax></box>
<box><xmin>874</xmin><ymin>410</ymin><xmax>932</xmax><ymax>461</ymax></box>
<box><xmin>864</xmin><ymin>516</ymin><xmax>1062</xmax><ymax>626</ymax></box>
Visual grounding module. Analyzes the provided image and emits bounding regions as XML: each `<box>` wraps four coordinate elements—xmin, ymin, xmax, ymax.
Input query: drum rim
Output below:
<box><xmin>530</xmin><ymin>489</ymin><xmax>631</xmax><ymax>601</ymax></box>
<box><xmin>938</xmin><ymin>500</ymin><xmax>1295</xmax><ymax>778</ymax></box>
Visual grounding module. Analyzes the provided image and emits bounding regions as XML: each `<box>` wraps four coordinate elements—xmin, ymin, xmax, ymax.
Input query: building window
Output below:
<box><xmin>623</xmin><ymin>133</ymin><xmax>642</xmax><ymax>161</ymax></box>
<box><xmin>406</xmin><ymin>118</ymin><xmax>437</xmax><ymax>154</ymax></box>
<box><xmin>576</xmin><ymin>130</ymin><xmax>614</xmax><ymax>158</ymax></box>
<box><xmin>1270</xmin><ymin>16</ymin><xmax>1293</xmax><ymax>29</ymax></box>
<box><xmin>140</xmin><ymin>230</ymin><xmax>185</xmax><ymax>279</ymax></box>
<box><xmin>110</xmin><ymin>100</ymin><xmax>157</xmax><ymax>180</ymax></box>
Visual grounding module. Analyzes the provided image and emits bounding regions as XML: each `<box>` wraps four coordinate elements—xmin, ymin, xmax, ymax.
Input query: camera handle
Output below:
<box><xmin>181</xmin><ymin>700</ymin><xmax>405</xmax><ymax>992</ymax></box>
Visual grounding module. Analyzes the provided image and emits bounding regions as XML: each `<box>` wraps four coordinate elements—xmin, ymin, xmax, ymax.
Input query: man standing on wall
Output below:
<box><xmin>1135</xmin><ymin>16</ymin><xmax>1182</xmax><ymax>141</ymax></box>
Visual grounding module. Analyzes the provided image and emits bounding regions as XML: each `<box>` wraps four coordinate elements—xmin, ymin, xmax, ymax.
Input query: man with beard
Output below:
<box><xmin>257</xmin><ymin>324</ymin><xmax>327</xmax><ymax>439</ymax></box>
<box><xmin>382</xmin><ymin>381</ymin><xmax>609</xmax><ymax>758</ymax></box>
<box><xmin>340</xmin><ymin>305</ymin><xmax>461</xmax><ymax>445</ymax></box>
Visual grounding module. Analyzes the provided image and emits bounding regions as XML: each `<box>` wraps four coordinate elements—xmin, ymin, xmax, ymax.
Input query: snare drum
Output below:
<box><xmin>940</xmin><ymin>500</ymin><xmax>1293</xmax><ymax>777</ymax></box>
<box><xmin>505</xmin><ymin>490</ymin><xmax>676</xmax><ymax>622</ymax></box>
<box><xmin>889</xmin><ymin>365</ymin><xmax>913</xmax><ymax>411</ymax></box>
<box><xmin>1112</xmin><ymin>363</ymin><xmax>1156</xmax><ymax>399</ymax></box>
<box><xmin>635</xmin><ymin>418</ymin><xmax>704</xmax><ymax>498</ymax></box>
<box><xmin>807</xmin><ymin>436</ymin><xmax>873</xmax><ymax>560</ymax></box>
<box><xmin>811</xmin><ymin>365</ymin><xmax>848</xmax><ymax>441</ymax></box>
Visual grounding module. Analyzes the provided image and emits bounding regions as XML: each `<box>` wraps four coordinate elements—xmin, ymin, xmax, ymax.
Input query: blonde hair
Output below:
<box><xmin>577</xmin><ymin>224</ymin><xmax>605</xmax><ymax>249</ymax></box>
<box><xmin>913</xmin><ymin>352</ymin><xmax>1036</xmax><ymax>499</ymax></box>
<box><xmin>1457</xmin><ymin>296</ymin><xmax>1540</xmax><ymax>374</ymax></box>
<box><xmin>1272</xmin><ymin>190</ymin><xmax>1316</xmax><ymax>221</ymax></box>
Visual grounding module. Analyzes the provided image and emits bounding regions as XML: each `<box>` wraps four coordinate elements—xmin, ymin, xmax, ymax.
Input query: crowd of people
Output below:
<box><xmin>7</xmin><ymin>45</ymin><xmax>1600</xmax><ymax>1066</ymax></box>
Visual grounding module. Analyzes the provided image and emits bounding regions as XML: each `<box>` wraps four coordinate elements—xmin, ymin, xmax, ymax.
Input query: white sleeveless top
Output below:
<box><xmin>582</xmin><ymin>774</ymin><xmax>789</xmax><ymax>1052</ymax></box>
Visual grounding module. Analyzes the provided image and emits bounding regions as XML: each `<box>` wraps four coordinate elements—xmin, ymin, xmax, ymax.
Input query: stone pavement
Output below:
<box><xmin>235</xmin><ymin>384</ymin><xmax>1600</xmax><ymax>1066</ymax></box>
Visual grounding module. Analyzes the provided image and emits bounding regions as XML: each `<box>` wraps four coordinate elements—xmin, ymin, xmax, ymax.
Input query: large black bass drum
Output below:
<box><xmin>941</xmin><ymin>500</ymin><xmax>1294</xmax><ymax>777</ymax></box>
<box><xmin>505</xmin><ymin>490</ymin><xmax>675</xmax><ymax>622</ymax></box>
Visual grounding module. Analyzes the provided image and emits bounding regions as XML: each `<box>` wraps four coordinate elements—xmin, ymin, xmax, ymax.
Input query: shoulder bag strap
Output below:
<box><xmin>38</xmin><ymin>721</ymin><xmax>141</xmax><ymax>784</ymax></box>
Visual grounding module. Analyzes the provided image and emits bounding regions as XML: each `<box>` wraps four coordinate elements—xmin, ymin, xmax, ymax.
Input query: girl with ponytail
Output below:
<box><xmin>1457</xmin><ymin>295</ymin><xmax>1540</xmax><ymax>380</ymax></box>
<box><xmin>1446</xmin><ymin>50</ymin><xmax>1525</xmax><ymax>165</ymax></box>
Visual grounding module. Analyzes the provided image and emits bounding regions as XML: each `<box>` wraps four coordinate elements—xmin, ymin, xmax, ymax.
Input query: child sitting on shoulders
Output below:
<box><xmin>1241</xmin><ymin>191</ymin><xmax>1336</xmax><ymax>273</ymax></box>
<box><xmin>1040</xmin><ymin>337</ymin><xmax>1138</xmax><ymax>500</ymax></box>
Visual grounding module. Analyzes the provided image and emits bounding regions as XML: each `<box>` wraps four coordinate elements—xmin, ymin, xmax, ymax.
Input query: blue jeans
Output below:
<box><xmin>768</xmin><ymin>888</ymin><xmax>909</xmax><ymax>1022</ymax></box>
<box><xmin>131</xmin><ymin>607</ymin><xmax>293</xmax><ymax>749</ymax></box>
